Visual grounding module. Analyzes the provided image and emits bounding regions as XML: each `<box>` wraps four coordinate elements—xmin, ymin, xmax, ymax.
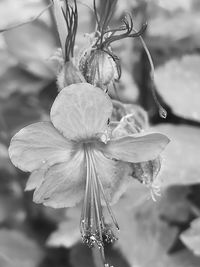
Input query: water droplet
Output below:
<box><xmin>159</xmin><ymin>107</ymin><xmax>167</xmax><ymax>119</ymax></box>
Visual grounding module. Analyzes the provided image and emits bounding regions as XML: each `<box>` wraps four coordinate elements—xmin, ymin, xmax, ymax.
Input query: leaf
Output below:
<box><xmin>0</xmin><ymin>94</ymin><xmax>43</xmax><ymax>134</ymax></box>
<box><xmin>0</xmin><ymin>229</ymin><xmax>43</xmax><ymax>267</ymax></box>
<box><xmin>4</xmin><ymin>21</ymin><xmax>57</xmax><ymax>79</ymax></box>
<box><xmin>109</xmin><ymin>68</ymin><xmax>139</xmax><ymax>102</ymax></box>
<box><xmin>0</xmin><ymin>0</ymin><xmax>49</xmax><ymax>31</ymax></box>
<box><xmin>113</xmin><ymin>185</ymin><xmax>200</xmax><ymax>267</ymax></box>
<box><xmin>158</xmin><ymin>186</ymin><xmax>191</xmax><ymax>223</ymax></box>
<box><xmin>0</xmin><ymin>143</ymin><xmax>15</xmax><ymax>173</ymax></box>
<box><xmin>152</xmin><ymin>0</ymin><xmax>193</xmax><ymax>12</ymax></box>
<box><xmin>153</xmin><ymin>124</ymin><xmax>200</xmax><ymax>187</ymax></box>
<box><xmin>0</xmin><ymin>66</ymin><xmax>49</xmax><ymax>98</ymax></box>
<box><xmin>149</xmin><ymin>11</ymin><xmax>200</xmax><ymax>42</ymax></box>
<box><xmin>155</xmin><ymin>55</ymin><xmax>200</xmax><ymax>122</ymax></box>
<box><xmin>180</xmin><ymin>218</ymin><xmax>200</xmax><ymax>256</ymax></box>
<box><xmin>47</xmin><ymin>207</ymin><xmax>80</xmax><ymax>248</ymax></box>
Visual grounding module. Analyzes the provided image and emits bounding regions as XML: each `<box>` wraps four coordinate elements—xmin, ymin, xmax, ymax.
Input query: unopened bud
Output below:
<box><xmin>57</xmin><ymin>61</ymin><xmax>85</xmax><ymax>90</ymax></box>
<box><xmin>79</xmin><ymin>50</ymin><xmax>120</xmax><ymax>90</ymax></box>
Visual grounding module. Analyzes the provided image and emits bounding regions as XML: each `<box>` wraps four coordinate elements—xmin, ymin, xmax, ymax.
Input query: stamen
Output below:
<box><xmin>80</xmin><ymin>146</ymin><xmax>118</xmax><ymax>267</ymax></box>
<box><xmin>96</xmin><ymin>173</ymin><xmax>119</xmax><ymax>231</ymax></box>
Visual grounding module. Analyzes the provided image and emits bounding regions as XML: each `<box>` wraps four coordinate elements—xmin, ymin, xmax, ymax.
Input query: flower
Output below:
<box><xmin>9</xmin><ymin>83</ymin><xmax>169</xmax><ymax>265</ymax></box>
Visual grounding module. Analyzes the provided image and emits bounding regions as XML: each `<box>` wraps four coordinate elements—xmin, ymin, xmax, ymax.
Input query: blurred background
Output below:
<box><xmin>1</xmin><ymin>0</ymin><xmax>200</xmax><ymax>267</ymax></box>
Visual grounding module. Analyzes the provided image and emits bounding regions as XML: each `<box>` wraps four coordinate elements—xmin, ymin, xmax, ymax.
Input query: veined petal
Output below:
<box><xmin>50</xmin><ymin>83</ymin><xmax>112</xmax><ymax>140</ymax></box>
<box><xmin>25</xmin><ymin>169</ymin><xmax>45</xmax><ymax>191</ymax></box>
<box><xmin>92</xmin><ymin>150</ymin><xmax>132</xmax><ymax>205</ymax></box>
<box><xmin>102</xmin><ymin>133</ymin><xmax>170</xmax><ymax>163</ymax></box>
<box><xmin>9</xmin><ymin>122</ymin><xmax>73</xmax><ymax>172</ymax></box>
<box><xmin>33</xmin><ymin>150</ymin><xmax>86</xmax><ymax>208</ymax></box>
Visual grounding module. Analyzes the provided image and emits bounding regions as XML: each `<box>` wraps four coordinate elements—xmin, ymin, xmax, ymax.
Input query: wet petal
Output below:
<box><xmin>102</xmin><ymin>133</ymin><xmax>170</xmax><ymax>163</ymax></box>
<box><xmin>33</xmin><ymin>150</ymin><xmax>86</xmax><ymax>208</ymax></box>
<box><xmin>50</xmin><ymin>83</ymin><xmax>112</xmax><ymax>140</ymax></box>
<box><xmin>9</xmin><ymin>122</ymin><xmax>73</xmax><ymax>172</ymax></box>
<box><xmin>92</xmin><ymin>150</ymin><xmax>132</xmax><ymax>205</ymax></box>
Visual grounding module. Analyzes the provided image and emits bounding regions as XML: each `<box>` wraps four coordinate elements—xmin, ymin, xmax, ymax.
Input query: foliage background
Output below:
<box><xmin>1</xmin><ymin>0</ymin><xmax>200</xmax><ymax>266</ymax></box>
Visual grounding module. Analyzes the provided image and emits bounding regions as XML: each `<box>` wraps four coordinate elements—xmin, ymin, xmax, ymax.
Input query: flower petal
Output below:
<box><xmin>33</xmin><ymin>150</ymin><xmax>86</xmax><ymax>208</ymax></box>
<box><xmin>9</xmin><ymin>122</ymin><xmax>73</xmax><ymax>172</ymax></box>
<box><xmin>102</xmin><ymin>133</ymin><xmax>170</xmax><ymax>163</ymax></box>
<box><xmin>50</xmin><ymin>83</ymin><xmax>112</xmax><ymax>140</ymax></box>
<box><xmin>92</xmin><ymin>150</ymin><xmax>132</xmax><ymax>205</ymax></box>
<box><xmin>25</xmin><ymin>169</ymin><xmax>45</xmax><ymax>191</ymax></box>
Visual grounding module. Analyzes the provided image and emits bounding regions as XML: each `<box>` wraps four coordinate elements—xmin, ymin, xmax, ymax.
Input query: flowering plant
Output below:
<box><xmin>6</xmin><ymin>0</ymin><xmax>171</xmax><ymax>266</ymax></box>
<box><xmin>9</xmin><ymin>82</ymin><xmax>169</xmax><ymax>265</ymax></box>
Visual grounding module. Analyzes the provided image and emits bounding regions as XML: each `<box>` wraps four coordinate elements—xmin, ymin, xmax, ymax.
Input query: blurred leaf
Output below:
<box><xmin>0</xmin><ymin>229</ymin><xmax>43</xmax><ymax>267</ymax></box>
<box><xmin>70</xmin><ymin>242</ymin><xmax>129</xmax><ymax>267</ymax></box>
<box><xmin>151</xmin><ymin>0</ymin><xmax>193</xmax><ymax>12</ymax></box>
<box><xmin>110</xmin><ymin>68</ymin><xmax>139</xmax><ymax>102</ymax></box>
<box><xmin>0</xmin><ymin>143</ymin><xmax>15</xmax><ymax>173</ymax></box>
<box><xmin>149</xmin><ymin>11</ymin><xmax>200</xmax><ymax>42</ymax></box>
<box><xmin>158</xmin><ymin>186</ymin><xmax>191</xmax><ymax>223</ymax></box>
<box><xmin>113</xmin><ymin>185</ymin><xmax>200</xmax><ymax>267</ymax></box>
<box><xmin>155</xmin><ymin>55</ymin><xmax>200</xmax><ymax>122</ymax></box>
<box><xmin>4</xmin><ymin>21</ymin><xmax>57</xmax><ymax>79</ymax></box>
<box><xmin>0</xmin><ymin>66</ymin><xmax>49</xmax><ymax>98</ymax></box>
<box><xmin>153</xmin><ymin>124</ymin><xmax>200</xmax><ymax>187</ymax></box>
<box><xmin>0</xmin><ymin>0</ymin><xmax>49</xmax><ymax>30</ymax></box>
<box><xmin>0</xmin><ymin>94</ymin><xmax>44</xmax><ymax>134</ymax></box>
<box><xmin>180</xmin><ymin>218</ymin><xmax>200</xmax><ymax>256</ymax></box>
<box><xmin>47</xmin><ymin>207</ymin><xmax>80</xmax><ymax>248</ymax></box>
<box><xmin>0</xmin><ymin>194</ymin><xmax>25</xmax><ymax>226</ymax></box>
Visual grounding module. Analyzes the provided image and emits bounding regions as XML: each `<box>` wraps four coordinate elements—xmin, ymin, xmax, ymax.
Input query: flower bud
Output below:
<box><xmin>79</xmin><ymin>49</ymin><xmax>120</xmax><ymax>90</ymax></box>
<box><xmin>57</xmin><ymin>61</ymin><xmax>85</xmax><ymax>90</ymax></box>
